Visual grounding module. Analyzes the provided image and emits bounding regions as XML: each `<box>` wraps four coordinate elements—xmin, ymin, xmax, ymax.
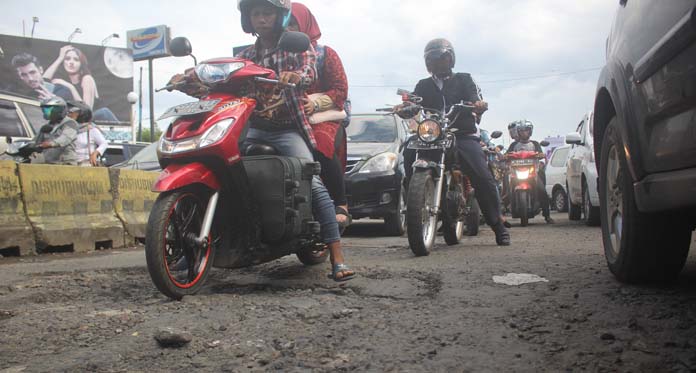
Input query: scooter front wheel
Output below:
<box><xmin>146</xmin><ymin>188</ymin><xmax>216</xmax><ymax>300</ymax></box>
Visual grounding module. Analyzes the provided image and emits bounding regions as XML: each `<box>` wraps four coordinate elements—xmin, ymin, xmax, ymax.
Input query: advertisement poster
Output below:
<box><xmin>0</xmin><ymin>34</ymin><xmax>134</xmax><ymax>127</ymax></box>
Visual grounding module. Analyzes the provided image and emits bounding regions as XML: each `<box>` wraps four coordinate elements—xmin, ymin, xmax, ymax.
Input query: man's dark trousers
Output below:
<box><xmin>456</xmin><ymin>136</ymin><xmax>502</xmax><ymax>227</ymax></box>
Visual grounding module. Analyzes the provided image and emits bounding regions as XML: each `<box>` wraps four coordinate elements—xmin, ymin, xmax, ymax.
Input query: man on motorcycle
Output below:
<box><xmin>400</xmin><ymin>38</ymin><xmax>510</xmax><ymax>246</ymax></box>
<box><xmin>224</xmin><ymin>0</ymin><xmax>353</xmax><ymax>281</ymax></box>
<box><xmin>34</xmin><ymin>96</ymin><xmax>79</xmax><ymax>165</ymax></box>
<box><xmin>506</xmin><ymin>120</ymin><xmax>554</xmax><ymax>224</ymax></box>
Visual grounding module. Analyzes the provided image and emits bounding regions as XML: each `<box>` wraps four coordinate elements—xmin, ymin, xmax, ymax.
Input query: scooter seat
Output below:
<box><xmin>244</xmin><ymin>143</ymin><xmax>278</xmax><ymax>156</ymax></box>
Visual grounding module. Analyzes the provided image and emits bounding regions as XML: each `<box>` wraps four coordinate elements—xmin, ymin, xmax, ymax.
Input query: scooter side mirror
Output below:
<box><xmin>170</xmin><ymin>37</ymin><xmax>193</xmax><ymax>57</ymax></box>
<box><xmin>278</xmin><ymin>31</ymin><xmax>310</xmax><ymax>53</ymax></box>
<box><xmin>490</xmin><ymin>131</ymin><xmax>503</xmax><ymax>139</ymax></box>
<box><xmin>540</xmin><ymin>140</ymin><xmax>550</xmax><ymax>147</ymax></box>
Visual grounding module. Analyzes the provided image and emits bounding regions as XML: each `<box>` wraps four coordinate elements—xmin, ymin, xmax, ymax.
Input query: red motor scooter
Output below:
<box><xmin>145</xmin><ymin>32</ymin><xmax>328</xmax><ymax>300</ymax></box>
<box><xmin>505</xmin><ymin>150</ymin><xmax>546</xmax><ymax>226</ymax></box>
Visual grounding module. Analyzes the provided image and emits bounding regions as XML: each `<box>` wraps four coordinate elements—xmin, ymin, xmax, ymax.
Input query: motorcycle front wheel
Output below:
<box><xmin>518</xmin><ymin>190</ymin><xmax>529</xmax><ymax>227</ymax></box>
<box><xmin>146</xmin><ymin>187</ymin><xmax>217</xmax><ymax>300</ymax></box>
<box><xmin>407</xmin><ymin>169</ymin><xmax>438</xmax><ymax>256</ymax></box>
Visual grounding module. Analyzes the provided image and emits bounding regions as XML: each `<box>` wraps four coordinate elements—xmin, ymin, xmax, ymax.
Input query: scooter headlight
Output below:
<box><xmin>515</xmin><ymin>167</ymin><xmax>531</xmax><ymax>180</ymax></box>
<box><xmin>417</xmin><ymin>120</ymin><xmax>441</xmax><ymax>143</ymax></box>
<box><xmin>159</xmin><ymin>118</ymin><xmax>235</xmax><ymax>154</ymax></box>
<box><xmin>195</xmin><ymin>62</ymin><xmax>245</xmax><ymax>85</ymax></box>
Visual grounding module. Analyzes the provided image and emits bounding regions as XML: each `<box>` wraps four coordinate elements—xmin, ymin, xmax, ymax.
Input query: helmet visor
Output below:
<box><xmin>425</xmin><ymin>48</ymin><xmax>452</xmax><ymax>63</ymax></box>
<box><xmin>41</xmin><ymin>106</ymin><xmax>54</xmax><ymax>120</ymax></box>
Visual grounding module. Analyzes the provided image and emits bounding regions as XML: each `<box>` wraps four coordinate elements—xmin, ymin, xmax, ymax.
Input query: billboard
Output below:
<box><xmin>127</xmin><ymin>25</ymin><xmax>171</xmax><ymax>61</ymax></box>
<box><xmin>0</xmin><ymin>34</ymin><xmax>134</xmax><ymax>126</ymax></box>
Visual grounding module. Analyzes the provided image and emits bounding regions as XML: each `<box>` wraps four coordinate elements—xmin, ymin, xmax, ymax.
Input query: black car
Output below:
<box><xmin>593</xmin><ymin>1</ymin><xmax>696</xmax><ymax>283</ymax></box>
<box><xmin>344</xmin><ymin>114</ymin><xmax>410</xmax><ymax>235</ymax></box>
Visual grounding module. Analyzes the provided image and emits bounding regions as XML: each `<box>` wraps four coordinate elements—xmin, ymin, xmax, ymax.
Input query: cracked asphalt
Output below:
<box><xmin>1</xmin><ymin>212</ymin><xmax>695</xmax><ymax>372</ymax></box>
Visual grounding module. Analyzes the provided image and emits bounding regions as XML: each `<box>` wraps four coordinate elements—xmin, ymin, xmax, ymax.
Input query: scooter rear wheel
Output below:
<box><xmin>146</xmin><ymin>188</ymin><xmax>216</xmax><ymax>300</ymax></box>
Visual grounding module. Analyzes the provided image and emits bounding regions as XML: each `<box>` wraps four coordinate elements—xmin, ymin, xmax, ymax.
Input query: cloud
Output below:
<box><xmin>1</xmin><ymin>0</ymin><xmax>617</xmax><ymax>139</ymax></box>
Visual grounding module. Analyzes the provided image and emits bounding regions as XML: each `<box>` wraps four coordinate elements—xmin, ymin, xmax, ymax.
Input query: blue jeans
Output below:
<box><xmin>244</xmin><ymin>128</ymin><xmax>340</xmax><ymax>244</ymax></box>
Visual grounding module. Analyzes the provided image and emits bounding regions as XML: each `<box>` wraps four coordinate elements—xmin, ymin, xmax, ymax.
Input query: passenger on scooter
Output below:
<box><xmin>399</xmin><ymin>38</ymin><xmax>510</xmax><ymax>246</ymax></box>
<box><xmin>286</xmin><ymin>2</ymin><xmax>352</xmax><ymax>232</ymax></box>
<box><xmin>235</xmin><ymin>0</ymin><xmax>354</xmax><ymax>281</ymax></box>
<box><xmin>506</xmin><ymin>120</ymin><xmax>554</xmax><ymax>224</ymax></box>
<box><xmin>34</xmin><ymin>96</ymin><xmax>79</xmax><ymax>165</ymax></box>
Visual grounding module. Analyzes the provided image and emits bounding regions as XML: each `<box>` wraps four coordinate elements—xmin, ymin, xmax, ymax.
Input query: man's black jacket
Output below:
<box><xmin>413</xmin><ymin>73</ymin><xmax>481</xmax><ymax>135</ymax></box>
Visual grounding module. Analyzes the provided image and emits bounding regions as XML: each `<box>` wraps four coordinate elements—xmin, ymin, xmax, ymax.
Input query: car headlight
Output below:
<box><xmin>195</xmin><ymin>62</ymin><xmax>245</xmax><ymax>85</ymax></box>
<box><xmin>159</xmin><ymin>118</ymin><xmax>235</xmax><ymax>154</ymax></box>
<box><xmin>417</xmin><ymin>120</ymin><xmax>441</xmax><ymax>143</ymax></box>
<box><xmin>358</xmin><ymin>152</ymin><xmax>397</xmax><ymax>173</ymax></box>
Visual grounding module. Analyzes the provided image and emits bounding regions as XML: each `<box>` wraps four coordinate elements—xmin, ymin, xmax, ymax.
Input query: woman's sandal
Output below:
<box><xmin>328</xmin><ymin>263</ymin><xmax>355</xmax><ymax>282</ymax></box>
<box><xmin>335</xmin><ymin>206</ymin><xmax>352</xmax><ymax>233</ymax></box>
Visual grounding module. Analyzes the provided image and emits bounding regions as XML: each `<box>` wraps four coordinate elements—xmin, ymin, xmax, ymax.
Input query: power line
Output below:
<box><xmin>350</xmin><ymin>67</ymin><xmax>602</xmax><ymax>88</ymax></box>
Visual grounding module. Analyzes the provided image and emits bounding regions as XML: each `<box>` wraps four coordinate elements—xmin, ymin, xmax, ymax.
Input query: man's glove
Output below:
<box><xmin>167</xmin><ymin>68</ymin><xmax>208</xmax><ymax>98</ymax></box>
<box><xmin>394</xmin><ymin>102</ymin><xmax>420</xmax><ymax>119</ymax></box>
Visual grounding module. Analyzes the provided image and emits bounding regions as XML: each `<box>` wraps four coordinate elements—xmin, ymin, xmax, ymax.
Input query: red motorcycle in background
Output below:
<box><xmin>505</xmin><ymin>150</ymin><xmax>547</xmax><ymax>226</ymax></box>
<box><xmin>145</xmin><ymin>32</ymin><xmax>329</xmax><ymax>300</ymax></box>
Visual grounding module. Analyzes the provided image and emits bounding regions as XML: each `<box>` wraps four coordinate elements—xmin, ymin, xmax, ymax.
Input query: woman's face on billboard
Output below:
<box><xmin>63</xmin><ymin>50</ymin><xmax>81</xmax><ymax>75</ymax></box>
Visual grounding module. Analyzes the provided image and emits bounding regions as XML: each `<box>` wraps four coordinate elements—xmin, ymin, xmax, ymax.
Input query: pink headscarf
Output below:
<box><xmin>291</xmin><ymin>2</ymin><xmax>322</xmax><ymax>44</ymax></box>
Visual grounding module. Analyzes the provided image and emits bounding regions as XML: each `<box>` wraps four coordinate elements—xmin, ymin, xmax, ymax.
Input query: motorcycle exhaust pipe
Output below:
<box><xmin>196</xmin><ymin>192</ymin><xmax>219</xmax><ymax>245</ymax></box>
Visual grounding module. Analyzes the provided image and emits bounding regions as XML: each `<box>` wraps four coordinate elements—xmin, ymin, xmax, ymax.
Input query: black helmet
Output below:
<box><xmin>68</xmin><ymin>100</ymin><xmax>93</xmax><ymax>123</ymax></box>
<box><xmin>508</xmin><ymin>121</ymin><xmax>519</xmax><ymax>141</ymax></box>
<box><xmin>517</xmin><ymin>120</ymin><xmax>534</xmax><ymax>140</ymax></box>
<box><xmin>238</xmin><ymin>0</ymin><xmax>292</xmax><ymax>34</ymax></box>
<box><xmin>40</xmin><ymin>96</ymin><xmax>68</xmax><ymax>124</ymax></box>
<box><xmin>424</xmin><ymin>38</ymin><xmax>455</xmax><ymax>71</ymax></box>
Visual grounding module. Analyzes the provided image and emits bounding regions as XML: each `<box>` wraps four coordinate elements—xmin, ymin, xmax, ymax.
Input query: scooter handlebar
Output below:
<box><xmin>254</xmin><ymin>77</ymin><xmax>297</xmax><ymax>89</ymax></box>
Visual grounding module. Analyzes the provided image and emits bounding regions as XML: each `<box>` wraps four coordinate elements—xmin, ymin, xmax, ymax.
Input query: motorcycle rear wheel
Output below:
<box><xmin>407</xmin><ymin>169</ymin><xmax>438</xmax><ymax>256</ymax></box>
<box><xmin>146</xmin><ymin>188</ymin><xmax>216</xmax><ymax>300</ymax></box>
<box><xmin>296</xmin><ymin>245</ymin><xmax>330</xmax><ymax>266</ymax></box>
<box><xmin>466</xmin><ymin>197</ymin><xmax>481</xmax><ymax>236</ymax></box>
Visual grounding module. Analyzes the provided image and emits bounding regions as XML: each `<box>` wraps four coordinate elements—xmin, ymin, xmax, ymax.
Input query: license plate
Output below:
<box><xmin>158</xmin><ymin>99</ymin><xmax>221</xmax><ymax>120</ymax></box>
<box><xmin>407</xmin><ymin>139</ymin><xmax>451</xmax><ymax>150</ymax></box>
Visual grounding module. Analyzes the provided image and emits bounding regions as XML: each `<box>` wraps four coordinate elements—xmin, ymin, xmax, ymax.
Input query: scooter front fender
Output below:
<box><xmin>153</xmin><ymin>162</ymin><xmax>221</xmax><ymax>192</ymax></box>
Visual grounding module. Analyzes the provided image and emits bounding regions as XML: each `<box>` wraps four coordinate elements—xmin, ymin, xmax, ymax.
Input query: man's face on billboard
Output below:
<box><xmin>16</xmin><ymin>63</ymin><xmax>44</xmax><ymax>89</ymax></box>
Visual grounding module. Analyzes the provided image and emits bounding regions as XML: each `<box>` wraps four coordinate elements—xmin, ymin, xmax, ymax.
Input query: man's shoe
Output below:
<box><xmin>545</xmin><ymin>216</ymin><xmax>555</xmax><ymax>224</ymax></box>
<box><xmin>492</xmin><ymin>223</ymin><xmax>511</xmax><ymax>246</ymax></box>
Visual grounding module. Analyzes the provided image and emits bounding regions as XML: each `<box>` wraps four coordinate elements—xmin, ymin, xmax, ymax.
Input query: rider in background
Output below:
<box><xmin>287</xmin><ymin>2</ymin><xmax>352</xmax><ymax>232</ymax></box>
<box><xmin>35</xmin><ymin>96</ymin><xmax>79</xmax><ymax>165</ymax></box>
<box><xmin>400</xmin><ymin>38</ymin><xmax>510</xmax><ymax>246</ymax></box>
<box><xmin>506</xmin><ymin>120</ymin><xmax>554</xmax><ymax>224</ymax></box>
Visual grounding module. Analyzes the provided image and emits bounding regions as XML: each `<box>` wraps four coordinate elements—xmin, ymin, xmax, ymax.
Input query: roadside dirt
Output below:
<box><xmin>1</xmin><ymin>213</ymin><xmax>695</xmax><ymax>372</ymax></box>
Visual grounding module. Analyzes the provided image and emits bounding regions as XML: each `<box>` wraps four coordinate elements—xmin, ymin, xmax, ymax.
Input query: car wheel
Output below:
<box><xmin>568</xmin><ymin>183</ymin><xmax>581</xmax><ymax>220</ymax></box>
<box><xmin>582</xmin><ymin>179</ymin><xmax>600</xmax><ymax>226</ymax></box>
<box><xmin>599</xmin><ymin>117</ymin><xmax>691</xmax><ymax>283</ymax></box>
<box><xmin>384</xmin><ymin>185</ymin><xmax>406</xmax><ymax>236</ymax></box>
<box><xmin>552</xmin><ymin>188</ymin><xmax>568</xmax><ymax>213</ymax></box>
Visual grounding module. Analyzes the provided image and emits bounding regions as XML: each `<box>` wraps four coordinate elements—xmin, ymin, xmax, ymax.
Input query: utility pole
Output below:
<box><xmin>138</xmin><ymin>67</ymin><xmax>143</xmax><ymax>142</ymax></box>
<box><xmin>148</xmin><ymin>60</ymin><xmax>155</xmax><ymax>142</ymax></box>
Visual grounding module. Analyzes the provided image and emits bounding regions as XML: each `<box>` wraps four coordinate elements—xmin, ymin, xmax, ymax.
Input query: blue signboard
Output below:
<box><xmin>126</xmin><ymin>25</ymin><xmax>171</xmax><ymax>61</ymax></box>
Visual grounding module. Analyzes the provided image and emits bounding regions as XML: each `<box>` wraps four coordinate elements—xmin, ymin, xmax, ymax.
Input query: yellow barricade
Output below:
<box><xmin>18</xmin><ymin>164</ymin><xmax>125</xmax><ymax>253</ymax></box>
<box><xmin>0</xmin><ymin>161</ymin><xmax>35</xmax><ymax>255</ymax></box>
<box><xmin>110</xmin><ymin>169</ymin><xmax>159</xmax><ymax>243</ymax></box>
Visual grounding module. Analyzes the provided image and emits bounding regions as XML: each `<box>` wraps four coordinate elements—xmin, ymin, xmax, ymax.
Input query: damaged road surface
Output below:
<box><xmin>1</xmin><ymin>213</ymin><xmax>695</xmax><ymax>372</ymax></box>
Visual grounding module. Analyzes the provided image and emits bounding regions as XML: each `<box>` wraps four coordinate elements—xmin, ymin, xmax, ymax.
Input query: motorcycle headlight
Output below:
<box><xmin>515</xmin><ymin>167</ymin><xmax>531</xmax><ymax>180</ymax></box>
<box><xmin>195</xmin><ymin>62</ymin><xmax>245</xmax><ymax>85</ymax></box>
<box><xmin>358</xmin><ymin>152</ymin><xmax>397</xmax><ymax>174</ymax></box>
<box><xmin>417</xmin><ymin>120</ymin><xmax>441</xmax><ymax>143</ymax></box>
<box><xmin>159</xmin><ymin>118</ymin><xmax>235</xmax><ymax>154</ymax></box>
<box><xmin>199</xmin><ymin>118</ymin><xmax>235</xmax><ymax>148</ymax></box>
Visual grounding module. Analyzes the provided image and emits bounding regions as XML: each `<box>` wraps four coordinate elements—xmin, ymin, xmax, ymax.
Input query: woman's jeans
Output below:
<box><xmin>244</xmin><ymin>128</ymin><xmax>341</xmax><ymax>244</ymax></box>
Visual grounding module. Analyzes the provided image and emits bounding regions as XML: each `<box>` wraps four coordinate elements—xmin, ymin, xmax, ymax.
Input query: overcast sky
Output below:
<box><xmin>1</xmin><ymin>0</ymin><xmax>618</xmax><ymax>143</ymax></box>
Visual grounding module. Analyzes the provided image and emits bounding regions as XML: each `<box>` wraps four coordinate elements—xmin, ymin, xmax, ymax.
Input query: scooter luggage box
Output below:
<box><xmin>242</xmin><ymin>156</ymin><xmax>319</xmax><ymax>243</ymax></box>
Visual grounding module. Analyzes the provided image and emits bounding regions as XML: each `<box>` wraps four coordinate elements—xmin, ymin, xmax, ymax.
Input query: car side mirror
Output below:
<box><xmin>565</xmin><ymin>132</ymin><xmax>583</xmax><ymax>145</ymax></box>
<box><xmin>490</xmin><ymin>131</ymin><xmax>503</xmax><ymax>139</ymax></box>
<box><xmin>540</xmin><ymin>140</ymin><xmax>550</xmax><ymax>147</ymax></box>
<box><xmin>278</xmin><ymin>31</ymin><xmax>310</xmax><ymax>53</ymax></box>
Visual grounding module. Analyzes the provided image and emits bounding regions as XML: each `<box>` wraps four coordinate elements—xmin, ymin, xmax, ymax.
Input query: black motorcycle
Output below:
<box><xmin>392</xmin><ymin>90</ymin><xmax>481</xmax><ymax>256</ymax></box>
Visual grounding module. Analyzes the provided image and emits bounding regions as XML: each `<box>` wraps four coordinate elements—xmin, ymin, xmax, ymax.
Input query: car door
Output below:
<box><xmin>0</xmin><ymin>98</ymin><xmax>34</xmax><ymax>153</ymax></box>
<box><xmin>546</xmin><ymin>146</ymin><xmax>569</xmax><ymax>196</ymax></box>
<box><xmin>566</xmin><ymin>118</ymin><xmax>586</xmax><ymax>205</ymax></box>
